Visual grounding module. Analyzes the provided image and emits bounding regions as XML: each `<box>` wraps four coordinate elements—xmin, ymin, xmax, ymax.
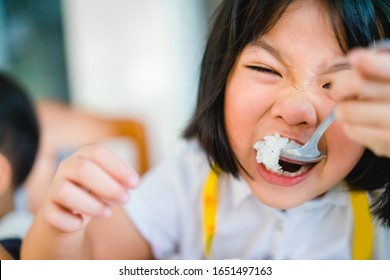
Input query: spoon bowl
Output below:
<box><xmin>280</xmin><ymin>111</ymin><xmax>335</xmax><ymax>164</ymax></box>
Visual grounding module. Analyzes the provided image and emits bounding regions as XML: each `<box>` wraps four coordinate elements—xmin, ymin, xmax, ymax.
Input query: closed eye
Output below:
<box><xmin>247</xmin><ymin>66</ymin><xmax>282</xmax><ymax>77</ymax></box>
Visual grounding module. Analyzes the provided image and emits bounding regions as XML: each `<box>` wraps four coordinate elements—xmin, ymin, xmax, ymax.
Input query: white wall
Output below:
<box><xmin>62</xmin><ymin>0</ymin><xmax>208</xmax><ymax>166</ymax></box>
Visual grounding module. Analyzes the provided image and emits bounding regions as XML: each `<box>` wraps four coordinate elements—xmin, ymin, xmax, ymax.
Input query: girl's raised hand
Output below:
<box><xmin>41</xmin><ymin>144</ymin><xmax>139</xmax><ymax>233</ymax></box>
<box><xmin>330</xmin><ymin>46</ymin><xmax>390</xmax><ymax>158</ymax></box>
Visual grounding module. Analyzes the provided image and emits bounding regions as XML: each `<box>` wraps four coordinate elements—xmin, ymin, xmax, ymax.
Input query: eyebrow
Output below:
<box><xmin>315</xmin><ymin>62</ymin><xmax>351</xmax><ymax>75</ymax></box>
<box><xmin>249</xmin><ymin>39</ymin><xmax>284</xmax><ymax>62</ymax></box>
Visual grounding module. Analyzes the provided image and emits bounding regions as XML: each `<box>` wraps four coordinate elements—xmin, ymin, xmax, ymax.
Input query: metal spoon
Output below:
<box><xmin>279</xmin><ymin>110</ymin><xmax>335</xmax><ymax>164</ymax></box>
<box><xmin>280</xmin><ymin>39</ymin><xmax>390</xmax><ymax>164</ymax></box>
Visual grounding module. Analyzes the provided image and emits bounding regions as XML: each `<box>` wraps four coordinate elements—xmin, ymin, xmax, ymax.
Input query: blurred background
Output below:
<box><xmin>0</xmin><ymin>0</ymin><xmax>223</xmax><ymax>167</ymax></box>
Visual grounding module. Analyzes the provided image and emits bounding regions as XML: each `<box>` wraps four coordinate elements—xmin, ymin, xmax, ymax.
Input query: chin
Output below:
<box><xmin>249</xmin><ymin>172</ymin><xmax>335</xmax><ymax>211</ymax></box>
<box><xmin>238</xmin><ymin>155</ymin><xmax>332</xmax><ymax>209</ymax></box>
<box><xmin>251</xmin><ymin>186</ymin><xmax>310</xmax><ymax>209</ymax></box>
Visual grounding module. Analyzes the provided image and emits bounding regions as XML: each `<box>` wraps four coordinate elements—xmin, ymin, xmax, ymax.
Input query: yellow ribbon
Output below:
<box><xmin>350</xmin><ymin>191</ymin><xmax>373</xmax><ymax>259</ymax></box>
<box><xmin>203</xmin><ymin>167</ymin><xmax>220</xmax><ymax>257</ymax></box>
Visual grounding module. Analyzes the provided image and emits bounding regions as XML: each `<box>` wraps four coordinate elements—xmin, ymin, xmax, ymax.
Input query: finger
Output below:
<box><xmin>77</xmin><ymin>144</ymin><xmax>139</xmax><ymax>189</ymax></box>
<box><xmin>352</xmin><ymin>80</ymin><xmax>390</xmax><ymax>102</ymax></box>
<box><xmin>330</xmin><ymin>71</ymin><xmax>360</xmax><ymax>101</ymax></box>
<box><xmin>56</xmin><ymin>156</ymin><xmax>130</xmax><ymax>204</ymax></box>
<box><xmin>331</xmin><ymin>70</ymin><xmax>390</xmax><ymax>102</ymax></box>
<box><xmin>51</xmin><ymin>179</ymin><xmax>113</xmax><ymax>218</ymax></box>
<box><xmin>341</xmin><ymin>123</ymin><xmax>390</xmax><ymax>158</ymax></box>
<box><xmin>348</xmin><ymin>48</ymin><xmax>390</xmax><ymax>82</ymax></box>
<box><xmin>335</xmin><ymin>101</ymin><xmax>390</xmax><ymax>128</ymax></box>
<box><xmin>44</xmin><ymin>202</ymin><xmax>87</xmax><ymax>232</ymax></box>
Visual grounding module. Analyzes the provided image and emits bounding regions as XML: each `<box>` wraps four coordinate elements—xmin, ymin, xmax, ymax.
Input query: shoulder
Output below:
<box><xmin>139</xmin><ymin>140</ymin><xmax>210</xmax><ymax>194</ymax></box>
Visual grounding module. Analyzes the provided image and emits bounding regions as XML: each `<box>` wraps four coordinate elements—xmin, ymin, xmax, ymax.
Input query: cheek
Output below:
<box><xmin>225</xmin><ymin>95</ymin><xmax>251</xmax><ymax>141</ymax></box>
<box><xmin>224</xmin><ymin>83</ymin><xmax>262</xmax><ymax>155</ymax></box>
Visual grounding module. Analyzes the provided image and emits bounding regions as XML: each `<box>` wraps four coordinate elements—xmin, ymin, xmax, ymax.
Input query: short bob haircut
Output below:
<box><xmin>0</xmin><ymin>72</ymin><xmax>40</xmax><ymax>189</ymax></box>
<box><xmin>184</xmin><ymin>0</ymin><xmax>390</xmax><ymax>226</ymax></box>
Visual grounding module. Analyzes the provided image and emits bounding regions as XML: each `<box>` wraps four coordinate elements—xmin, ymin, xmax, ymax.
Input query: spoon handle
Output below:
<box><xmin>305</xmin><ymin>110</ymin><xmax>335</xmax><ymax>148</ymax></box>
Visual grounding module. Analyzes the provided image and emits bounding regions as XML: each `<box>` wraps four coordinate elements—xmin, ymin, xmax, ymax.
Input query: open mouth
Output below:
<box><xmin>253</xmin><ymin>133</ymin><xmax>318</xmax><ymax>180</ymax></box>
<box><xmin>264</xmin><ymin>159</ymin><xmax>315</xmax><ymax>177</ymax></box>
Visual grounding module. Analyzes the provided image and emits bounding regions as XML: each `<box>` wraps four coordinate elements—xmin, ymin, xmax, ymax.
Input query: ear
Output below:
<box><xmin>0</xmin><ymin>153</ymin><xmax>12</xmax><ymax>197</ymax></box>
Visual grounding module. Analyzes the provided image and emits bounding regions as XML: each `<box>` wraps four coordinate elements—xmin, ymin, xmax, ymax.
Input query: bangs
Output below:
<box><xmin>325</xmin><ymin>0</ymin><xmax>388</xmax><ymax>52</ymax></box>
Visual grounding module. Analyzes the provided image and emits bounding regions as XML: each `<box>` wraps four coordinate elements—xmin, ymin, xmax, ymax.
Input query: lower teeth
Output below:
<box><xmin>266</xmin><ymin>165</ymin><xmax>309</xmax><ymax>177</ymax></box>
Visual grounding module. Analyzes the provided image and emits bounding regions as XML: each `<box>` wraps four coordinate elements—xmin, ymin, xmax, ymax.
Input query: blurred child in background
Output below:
<box><xmin>0</xmin><ymin>72</ymin><xmax>40</xmax><ymax>259</ymax></box>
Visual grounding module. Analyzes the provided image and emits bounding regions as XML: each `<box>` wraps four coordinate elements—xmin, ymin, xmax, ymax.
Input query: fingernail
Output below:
<box><xmin>102</xmin><ymin>207</ymin><xmax>112</xmax><ymax>217</ymax></box>
<box><xmin>120</xmin><ymin>191</ymin><xmax>129</xmax><ymax>203</ymax></box>
<box><xmin>348</xmin><ymin>51</ymin><xmax>357</xmax><ymax>64</ymax></box>
<box><xmin>348</xmin><ymin>49</ymin><xmax>364</xmax><ymax>65</ymax></box>
<box><xmin>128</xmin><ymin>175</ymin><xmax>140</xmax><ymax>187</ymax></box>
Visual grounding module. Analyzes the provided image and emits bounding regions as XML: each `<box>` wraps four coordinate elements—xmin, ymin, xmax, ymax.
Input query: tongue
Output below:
<box><xmin>278</xmin><ymin>160</ymin><xmax>303</xmax><ymax>173</ymax></box>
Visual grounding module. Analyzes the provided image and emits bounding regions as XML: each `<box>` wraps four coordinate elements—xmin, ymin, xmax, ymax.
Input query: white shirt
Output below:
<box><xmin>0</xmin><ymin>188</ymin><xmax>33</xmax><ymax>240</ymax></box>
<box><xmin>124</xmin><ymin>140</ymin><xmax>390</xmax><ymax>259</ymax></box>
<box><xmin>0</xmin><ymin>210</ymin><xmax>33</xmax><ymax>240</ymax></box>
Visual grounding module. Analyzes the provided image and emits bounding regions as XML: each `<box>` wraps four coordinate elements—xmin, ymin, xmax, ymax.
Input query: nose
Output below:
<box><xmin>271</xmin><ymin>92</ymin><xmax>317</xmax><ymax>127</ymax></box>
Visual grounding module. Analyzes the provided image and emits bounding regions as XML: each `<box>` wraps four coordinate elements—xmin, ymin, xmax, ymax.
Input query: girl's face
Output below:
<box><xmin>224</xmin><ymin>0</ymin><xmax>364</xmax><ymax>209</ymax></box>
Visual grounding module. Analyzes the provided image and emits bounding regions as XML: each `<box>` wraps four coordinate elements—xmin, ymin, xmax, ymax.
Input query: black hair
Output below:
<box><xmin>0</xmin><ymin>72</ymin><xmax>40</xmax><ymax>189</ymax></box>
<box><xmin>184</xmin><ymin>0</ymin><xmax>390</xmax><ymax>226</ymax></box>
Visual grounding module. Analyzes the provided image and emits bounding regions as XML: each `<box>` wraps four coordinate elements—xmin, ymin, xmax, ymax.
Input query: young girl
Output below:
<box><xmin>22</xmin><ymin>0</ymin><xmax>390</xmax><ymax>259</ymax></box>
